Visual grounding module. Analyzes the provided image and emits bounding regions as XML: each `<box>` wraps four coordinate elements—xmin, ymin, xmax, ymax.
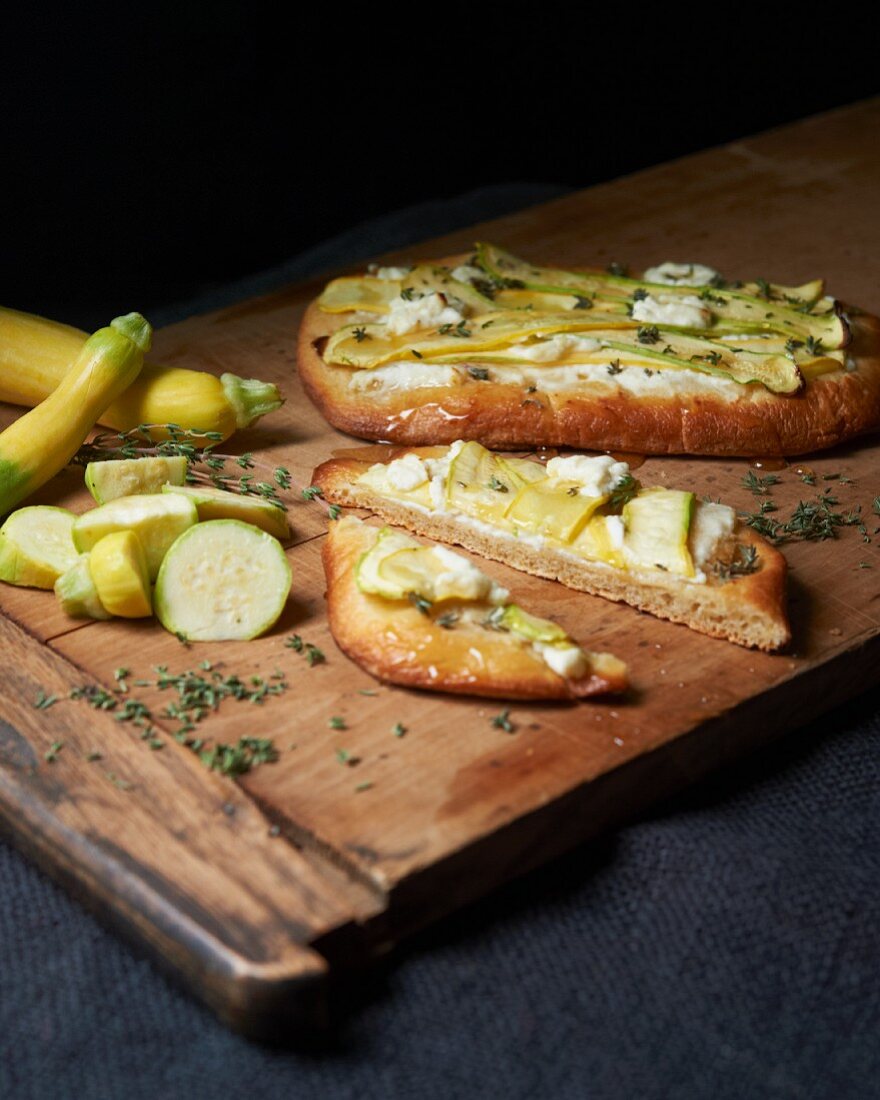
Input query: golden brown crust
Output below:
<box><xmin>322</xmin><ymin>517</ymin><xmax>628</xmax><ymax>700</ymax></box>
<box><xmin>314</xmin><ymin>454</ymin><xmax>791</xmax><ymax>653</ymax></box>
<box><xmin>297</xmin><ymin>267</ymin><xmax>880</xmax><ymax>456</ymax></box>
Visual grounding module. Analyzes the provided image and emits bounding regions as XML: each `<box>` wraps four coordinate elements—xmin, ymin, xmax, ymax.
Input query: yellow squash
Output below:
<box><xmin>0</xmin><ymin>313</ymin><xmax>150</xmax><ymax>515</ymax></box>
<box><xmin>0</xmin><ymin>306</ymin><xmax>283</xmax><ymax>440</ymax></box>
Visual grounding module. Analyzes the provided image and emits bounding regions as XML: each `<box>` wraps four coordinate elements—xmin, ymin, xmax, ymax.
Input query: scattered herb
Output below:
<box><xmin>354</xmin><ymin>781</ymin><xmax>374</xmax><ymax>793</ymax></box>
<box><xmin>608</xmin><ymin>474</ymin><xmax>639</xmax><ymax>509</ymax></box>
<box><xmin>302</xmin><ymin>485</ymin><xmax>324</xmax><ymax>502</ymax></box>
<box><xmin>352</xmin><ymin>327</ymin><xmax>371</xmax><ymax>343</ymax></box>
<box><xmin>438</xmin><ymin>320</ymin><xmax>472</xmax><ymax>339</ymax></box>
<box><xmin>714</xmin><ymin>544</ymin><xmax>760</xmax><ymax>581</ymax></box>
<box><xmin>329</xmin><ymin>716</ymin><xmax>347</xmax><ymax>730</ymax></box>
<box><xmin>408</xmin><ymin>592</ymin><xmax>433</xmax><ymax>616</ymax></box>
<box><xmin>392</xmin><ymin>722</ymin><xmax>407</xmax><ymax>738</ymax></box>
<box><xmin>468</xmin><ymin>366</ymin><xmax>490</xmax><ymax>381</ymax></box>
<box><xmin>44</xmin><ymin>740</ymin><xmax>64</xmax><ymax>763</ymax></box>
<box><xmin>755</xmin><ymin>278</ymin><xmax>773</xmax><ymax>300</ymax></box>
<box><xmin>491</xmin><ymin>709</ymin><xmax>516</xmax><ymax>733</ymax></box>
<box><xmin>435</xmin><ymin>611</ymin><xmax>460</xmax><ymax>629</ymax></box>
<box><xmin>33</xmin><ymin>691</ymin><xmax>58</xmax><ymax>710</ymax></box>
<box><xmin>488</xmin><ymin>476</ymin><xmax>509</xmax><ymax>493</ymax></box>
<box><xmin>335</xmin><ymin>748</ymin><xmax>359</xmax><ymax>767</ymax></box>
<box><xmin>607</xmin><ymin>262</ymin><xmax>628</xmax><ymax>277</ymax></box>
<box><xmin>607</xmin><ymin>360</ymin><xmax>623</xmax><ymax>376</ymax></box>
<box><xmin>742</xmin><ymin>471</ymin><xmax>781</xmax><ymax>495</ymax></box>
<box><xmin>636</xmin><ymin>325</ymin><xmax>660</xmax><ymax>345</ymax></box>
<box><xmin>573</xmin><ymin>296</ymin><xmax>593</xmax><ymax>310</ymax></box>
<box><xmin>200</xmin><ymin>737</ymin><xmax>278</xmax><ymax>776</ymax></box>
<box><xmin>328</xmin><ymin>504</ymin><xmax>342</xmax><ymax>521</ymax></box>
<box><xmin>805</xmin><ymin>335</ymin><xmax>825</xmax><ymax>356</ymax></box>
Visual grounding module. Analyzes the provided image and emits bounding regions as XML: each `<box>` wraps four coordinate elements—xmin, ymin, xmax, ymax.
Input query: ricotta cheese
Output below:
<box><xmin>511</xmin><ymin>334</ymin><xmax>604</xmax><ymax>362</ymax></box>
<box><xmin>642</xmin><ymin>262</ymin><xmax>720</xmax><ymax>287</ymax></box>
<box><xmin>631</xmin><ymin>294</ymin><xmax>712</xmax><ymax>329</ymax></box>
<box><xmin>385</xmin><ymin>454</ymin><xmax>429</xmax><ymax>492</ymax></box>
<box><xmin>429</xmin><ymin>546</ymin><xmax>501</xmax><ymax>602</ymax></box>
<box><xmin>536</xmin><ymin>643</ymin><xmax>588</xmax><ymax>679</ymax></box>
<box><xmin>348</xmin><ymin>362</ymin><xmax>459</xmax><ymax>393</ymax></box>
<box><xmin>347</xmin><ymin>358</ymin><xmax>750</xmax><ymax>400</ymax></box>
<box><xmin>385</xmin><ymin>293</ymin><xmax>464</xmax><ymax>336</ymax></box>
<box><xmin>369</xmin><ymin>265</ymin><xmax>412</xmax><ymax>280</ymax></box>
<box><xmin>688</xmin><ymin>501</ymin><xmax>736</xmax><ymax>567</ymax></box>
<box><xmin>545</xmin><ymin>454</ymin><xmax>630</xmax><ymax>496</ymax></box>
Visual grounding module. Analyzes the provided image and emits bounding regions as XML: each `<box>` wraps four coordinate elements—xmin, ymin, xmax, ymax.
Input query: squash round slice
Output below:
<box><xmin>0</xmin><ymin>506</ymin><xmax>78</xmax><ymax>589</ymax></box>
<box><xmin>88</xmin><ymin>530</ymin><xmax>152</xmax><ymax>618</ymax></box>
<box><xmin>154</xmin><ymin>520</ymin><xmax>291</xmax><ymax>641</ymax></box>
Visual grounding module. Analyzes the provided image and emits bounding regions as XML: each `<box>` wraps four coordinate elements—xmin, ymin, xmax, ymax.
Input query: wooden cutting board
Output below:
<box><xmin>2</xmin><ymin>99</ymin><xmax>880</xmax><ymax>1038</ymax></box>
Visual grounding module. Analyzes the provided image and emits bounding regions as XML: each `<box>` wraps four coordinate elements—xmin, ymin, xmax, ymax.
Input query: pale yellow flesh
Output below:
<box><xmin>0</xmin><ymin>506</ymin><xmax>78</xmax><ymax>589</ymax></box>
<box><xmin>88</xmin><ymin>530</ymin><xmax>152</xmax><ymax>618</ymax></box>
<box><xmin>154</xmin><ymin>520</ymin><xmax>291</xmax><ymax>641</ymax></box>
<box><xmin>85</xmin><ymin>455</ymin><xmax>188</xmax><ymax>503</ymax></box>
<box><xmin>162</xmin><ymin>483</ymin><xmax>291</xmax><ymax>539</ymax></box>
<box><xmin>73</xmin><ymin>494</ymin><xmax>198</xmax><ymax>580</ymax></box>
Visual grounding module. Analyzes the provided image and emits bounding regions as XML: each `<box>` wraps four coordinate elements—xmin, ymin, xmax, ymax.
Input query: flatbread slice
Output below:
<box><xmin>313</xmin><ymin>444</ymin><xmax>790</xmax><ymax>652</ymax></box>
<box><xmin>323</xmin><ymin>516</ymin><xmax>627</xmax><ymax>700</ymax></box>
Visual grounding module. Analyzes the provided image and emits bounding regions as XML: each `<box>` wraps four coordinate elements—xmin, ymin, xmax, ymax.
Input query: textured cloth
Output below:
<box><xmin>2</xmin><ymin>185</ymin><xmax>879</xmax><ymax>1100</ymax></box>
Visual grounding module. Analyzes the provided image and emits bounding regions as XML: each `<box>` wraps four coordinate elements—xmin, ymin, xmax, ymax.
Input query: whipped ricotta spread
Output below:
<box><xmin>511</xmin><ymin>334</ymin><xmax>604</xmax><ymax>361</ymax></box>
<box><xmin>385</xmin><ymin>293</ymin><xmax>464</xmax><ymax>336</ymax></box>
<box><xmin>536</xmin><ymin>643</ymin><xmax>588</xmax><ymax>679</ymax></box>
<box><xmin>348</xmin><ymin>362</ymin><xmax>459</xmax><ymax>393</ymax></box>
<box><xmin>631</xmin><ymin>294</ymin><xmax>712</xmax><ymax>329</ymax></box>
<box><xmin>428</xmin><ymin>546</ymin><xmax>508</xmax><ymax>603</ymax></box>
<box><xmin>385</xmin><ymin>453</ymin><xmax>430</xmax><ymax>492</ymax></box>
<box><xmin>369</xmin><ymin>265</ymin><xmax>412</xmax><ymax>280</ymax></box>
<box><xmin>688</xmin><ymin>501</ymin><xmax>736</xmax><ymax>567</ymax></box>
<box><xmin>642</xmin><ymin>262</ymin><xmax>720</xmax><ymax>287</ymax></box>
<box><xmin>346</xmin><ymin>360</ymin><xmax>749</xmax><ymax>399</ymax></box>
<box><xmin>545</xmin><ymin>454</ymin><xmax>629</xmax><ymax>496</ymax></box>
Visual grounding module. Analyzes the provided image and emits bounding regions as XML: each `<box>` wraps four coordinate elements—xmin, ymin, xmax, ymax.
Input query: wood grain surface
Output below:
<box><xmin>2</xmin><ymin>98</ymin><xmax>880</xmax><ymax>1035</ymax></box>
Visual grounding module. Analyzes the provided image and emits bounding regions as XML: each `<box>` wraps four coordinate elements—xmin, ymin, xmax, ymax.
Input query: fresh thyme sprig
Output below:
<box><xmin>71</xmin><ymin>423</ymin><xmax>345</xmax><ymax>521</ymax></box>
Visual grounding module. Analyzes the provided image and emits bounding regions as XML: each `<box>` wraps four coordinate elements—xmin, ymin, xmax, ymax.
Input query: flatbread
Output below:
<box><xmin>297</xmin><ymin>258</ymin><xmax>880</xmax><ymax>457</ymax></box>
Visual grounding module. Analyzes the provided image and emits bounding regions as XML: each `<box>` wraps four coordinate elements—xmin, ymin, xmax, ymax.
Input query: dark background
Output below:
<box><xmin>2</xmin><ymin>4</ymin><xmax>878</xmax><ymax>329</ymax></box>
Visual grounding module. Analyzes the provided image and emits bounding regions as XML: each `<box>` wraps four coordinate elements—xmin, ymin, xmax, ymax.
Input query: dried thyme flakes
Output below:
<box><xmin>200</xmin><ymin>737</ymin><xmax>278</xmax><ymax>776</ymax></box>
<box><xmin>285</xmin><ymin>634</ymin><xmax>325</xmax><ymax>665</ymax></box>
<box><xmin>741</xmin><ymin>492</ymin><xmax>863</xmax><ymax>543</ymax></box>
<box><xmin>67</xmin><ymin>662</ymin><xmax>287</xmax><ymax>777</ymax></box>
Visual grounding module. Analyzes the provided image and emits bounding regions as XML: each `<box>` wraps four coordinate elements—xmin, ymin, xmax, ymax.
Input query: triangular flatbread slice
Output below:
<box><xmin>323</xmin><ymin>516</ymin><xmax>627</xmax><ymax>700</ymax></box>
<box><xmin>314</xmin><ymin>444</ymin><xmax>790</xmax><ymax>652</ymax></box>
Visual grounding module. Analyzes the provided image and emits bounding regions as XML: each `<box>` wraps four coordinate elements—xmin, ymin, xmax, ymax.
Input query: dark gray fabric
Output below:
<box><xmin>2</xmin><ymin>185</ymin><xmax>879</xmax><ymax>1100</ymax></box>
